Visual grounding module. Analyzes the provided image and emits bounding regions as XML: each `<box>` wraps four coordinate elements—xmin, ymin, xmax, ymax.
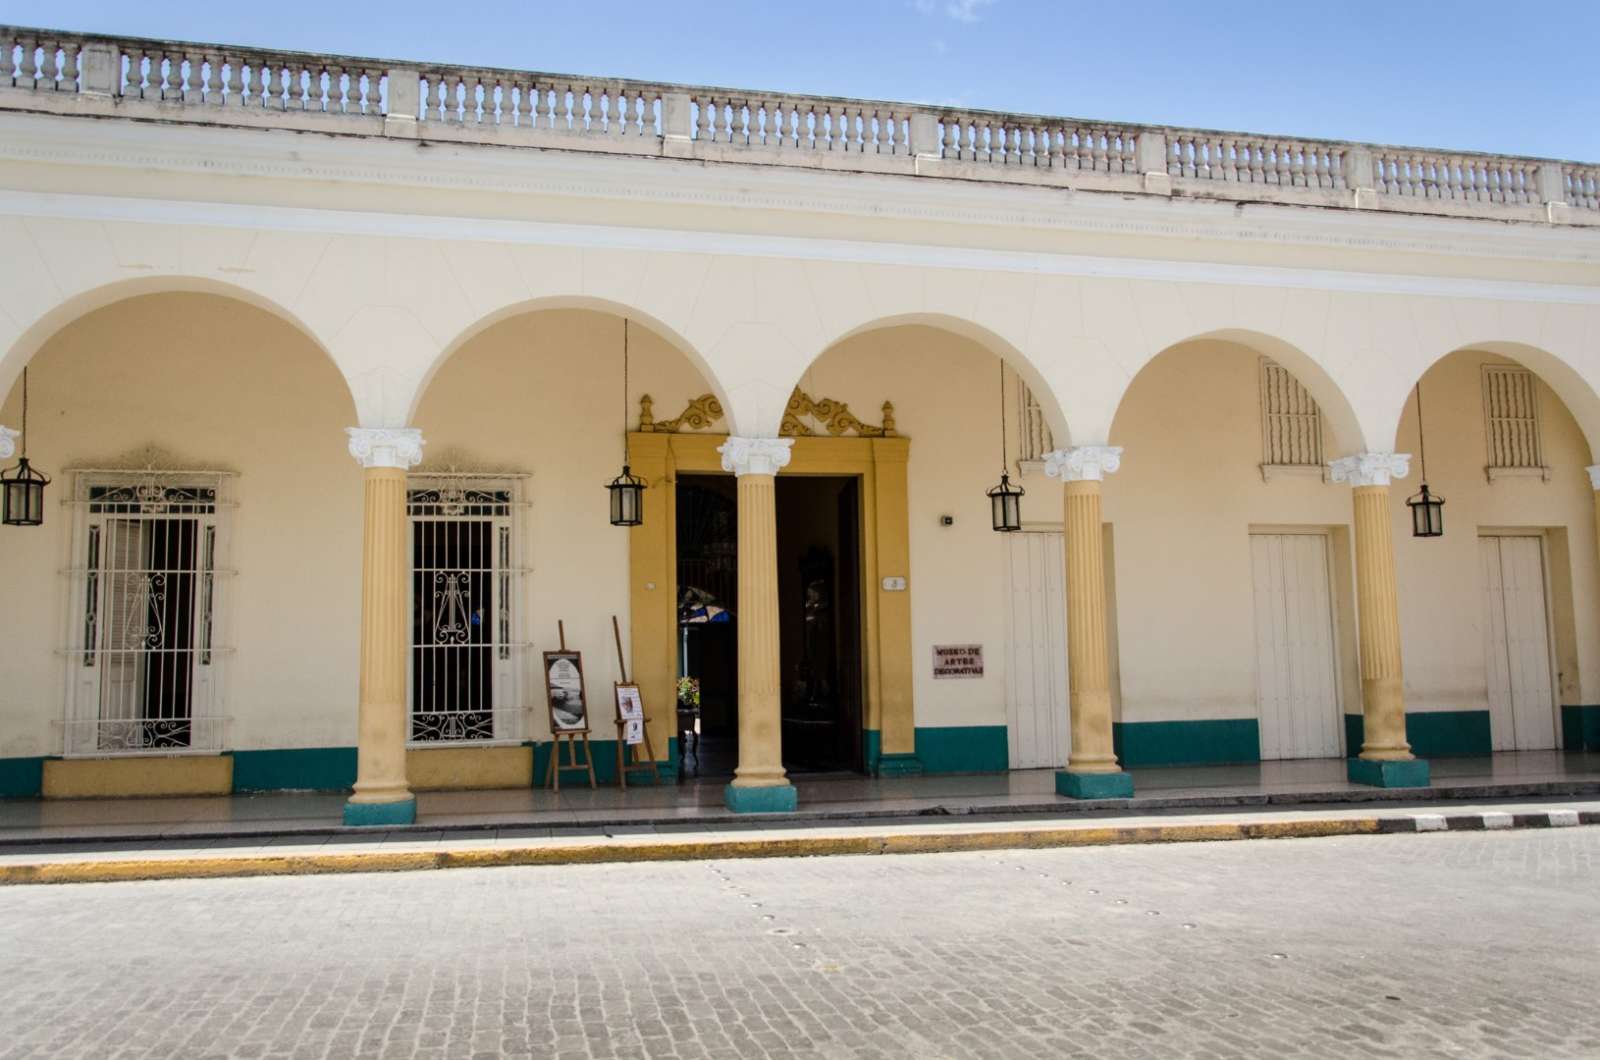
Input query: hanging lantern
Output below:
<box><xmin>608</xmin><ymin>465</ymin><xmax>646</xmax><ymax>527</ymax></box>
<box><xmin>608</xmin><ymin>319</ymin><xmax>646</xmax><ymax>527</ymax></box>
<box><xmin>987</xmin><ymin>360</ymin><xmax>1023</xmax><ymax>532</ymax></box>
<box><xmin>1</xmin><ymin>368</ymin><xmax>50</xmax><ymax>528</ymax></box>
<box><xmin>1407</xmin><ymin>381</ymin><xmax>1442</xmax><ymax>538</ymax></box>
<box><xmin>1407</xmin><ymin>483</ymin><xmax>1444</xmax><ymax>538</ymax></box>
<box><xmin>988</xmin><ymin>472</ymin><xmax>1024</xmax><ymax>532</ymax></box>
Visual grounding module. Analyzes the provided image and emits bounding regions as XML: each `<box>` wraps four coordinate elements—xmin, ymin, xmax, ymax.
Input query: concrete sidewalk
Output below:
<box><xmin>2</xmin><ymin>799</ymin><xmax>1594</xmax><ymax>886</ymax></box>
<box><xmin>3</xmin><ymin>750</ymin><xmax>1598</xmax><ymax>849</ymax></box>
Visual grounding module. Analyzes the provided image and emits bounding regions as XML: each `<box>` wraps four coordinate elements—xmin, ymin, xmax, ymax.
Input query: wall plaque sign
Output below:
<box><xmin>932</xmin><ymin>644</ymin><xmax>984</xmax><ymax>679</ymax></box>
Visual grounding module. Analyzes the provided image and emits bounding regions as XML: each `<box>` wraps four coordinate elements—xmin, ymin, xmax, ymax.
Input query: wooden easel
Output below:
<box><xmin>545</xmin><ymin>620</ymin><xmax>596</xmax><ymax>792</ymax></box>
<box><xmin>612</xmin><ymin>615</ymin><xmax>662</xmax><ymax>789</ymax></box>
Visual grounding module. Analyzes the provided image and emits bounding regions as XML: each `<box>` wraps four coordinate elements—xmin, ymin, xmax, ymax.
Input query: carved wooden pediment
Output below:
<box><xmin>638</xmin><ymin>389</ymin><xmax>896</xmax><ymax>438</ymax></box>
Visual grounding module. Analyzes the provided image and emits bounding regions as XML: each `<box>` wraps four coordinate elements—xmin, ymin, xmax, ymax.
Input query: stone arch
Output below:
<box><xmin>1109</xmin><ymin>328</ymin><xmax>1367</xmax><ymax>455</ymax></box>
<box><xmin>406</xmin><ymin>296</ymin><xmax>729</xmax><ymax>430</ymax></box>
<box><xmin>794</xmin><ymin>312</ymin><xmax>1073</xmax><ymax>446</ymax></box>
<box><xmin>1389</xmin><ymin>340</ymin><xmax>1600</xmax><ymax>461</ymax></box>
<box><xmin>0</xmin><ymin>275</ymin><xmax>356</xmax><ymax>419</ymax></box>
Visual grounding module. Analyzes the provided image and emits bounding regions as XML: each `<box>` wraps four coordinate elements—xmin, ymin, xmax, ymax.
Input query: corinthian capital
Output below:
<box><xmin>718</xmin><ymin>436</ymin><xmax>794</xmax><ymax>477</ymax></box>
<box><xmin>0</xmin><ymin>426</ymin><xmax>17</xmax><ymax>461</ymax></box>
<box><xmin>1328</xmin><ymin>452</ymin><xmax>1410</xmax><ymax>488</ymax></box>
<box><xmin>1043</xmin><ymin>445</ymin><xmax>1123</xmax><ymax>482</ymax></box>
<box><xmin>347</xmin><ymin>427</ymin><xmax>425</xmax><ymax>470</ymax></box>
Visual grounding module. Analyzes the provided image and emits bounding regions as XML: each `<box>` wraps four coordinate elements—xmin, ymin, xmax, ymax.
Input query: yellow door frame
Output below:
<box><xmin>626</xmin><ymin>431</ymin><xmax>918</xmax><ymax>774</ymax></box>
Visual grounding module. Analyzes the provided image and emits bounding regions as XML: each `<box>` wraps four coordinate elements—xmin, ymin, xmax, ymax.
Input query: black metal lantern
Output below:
<box><xmin>1</xmin><ymin>368</ymin><xmax>50</xmax><ymax>528</ymax></box>
<box><xmin>608</xmin><ymin>319</ymin><xmax>646</xmax><ymax>527</ymax></box>
<box><xmin>608</xmin><ymin>464</ymin><xmax>646</xmax><ymax>527</ymax></box>
<box><xmin>1407</xmin><ymin>482</ymin><xmax>1444</xmax><ymax>538</ymax></box>
<box><xmin>1405</xmin><ymin>382</ymin><xmax>1443</xmax><ymax>538</ymax></box>
<box><xmin>988</xmin><ymin>472</ymin><xmax>1023</xmax><ymax>532</ymax></box>
<box><xmin>987</xmin><ymin>361</ymin><xmax>1024</xmax><ymax>532</ymax></box>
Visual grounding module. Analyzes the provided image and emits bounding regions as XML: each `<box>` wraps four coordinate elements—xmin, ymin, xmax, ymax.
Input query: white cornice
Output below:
<box><xmin>2</xmin><ymin>185</ymin><xmax>1598</xmax><ymax>307</ymax></box>
<box><xmin>1</xmin><ymin>111</ymin><xmax>1598</xmax><ymax>270</ymax></box>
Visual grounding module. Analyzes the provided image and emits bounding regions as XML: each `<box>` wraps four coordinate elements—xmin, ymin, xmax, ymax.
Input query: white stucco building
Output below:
<box><xmin>1</xmin><ymin>27</ymin><xmax>1597</xmax><ymax>820</ymax></box>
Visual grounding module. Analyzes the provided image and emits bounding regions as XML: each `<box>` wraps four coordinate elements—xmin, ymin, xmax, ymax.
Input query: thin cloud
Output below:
<box><xmin>945</xmin><ymin>0</ymin><xmax>997</xmax><ymax>22</ymax></box>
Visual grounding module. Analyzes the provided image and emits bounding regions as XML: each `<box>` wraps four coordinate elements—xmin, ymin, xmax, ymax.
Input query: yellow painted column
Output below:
<box><xmin>344</xmin><ymin>427</ymin><xmax>425</xmax><ymax>826</ymax></box>
<box><xmin>1045</xmin><ymin>446</ymin><xmax>1134</xmax><ymax>799</ymax></box>
<box><xmin>1330</xmin><ymin>452</ymin><xmax>1430</xmax><ymax>788</ymax></box>
<box><xmin>870</xmin><ymin>437</ymin><xmax>920</xmax><ymax>775</ymax></box>
<box><xmin>719</xmin><ymin>436</ymin><xmax>797</xmax><ymax>813</ymax></box>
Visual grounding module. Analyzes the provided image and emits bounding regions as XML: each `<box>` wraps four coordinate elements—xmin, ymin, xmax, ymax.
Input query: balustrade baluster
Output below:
<box><xmin>15</xmin><ymin>36</ymin><xmax>38</xmax><ymax>91</ymax></box>
<box><xmin>62</xmin><ymin>39</ymin><xmax>80</xmax><ymax>90</ymax></box>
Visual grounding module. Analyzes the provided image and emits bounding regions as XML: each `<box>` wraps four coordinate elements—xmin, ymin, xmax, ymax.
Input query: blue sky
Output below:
<box><xmin>11</xmin><ymin>0</ymin><xmax>1598</xmax><ymax>159</ymax></box>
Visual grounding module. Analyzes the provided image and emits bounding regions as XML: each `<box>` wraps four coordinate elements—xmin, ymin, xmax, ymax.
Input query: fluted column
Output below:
<box><xmin>1330</xmin><ymin>452</ymin><xmax>1429</xmax><ymax>788</ymax></box>
<box><xmin>719</xmin><ymin>436</ymin><xmax>797</xmax><ymax>813</ymax></box>
<box><xmin>1044</xmin><ymin>446</ymin><xmax>1134</xmax><ymax>799</ymax></box>
<box><xmin>344</xmin><ymin>427</ymin><xmax>425</xmax><ymax>825</ymax></box>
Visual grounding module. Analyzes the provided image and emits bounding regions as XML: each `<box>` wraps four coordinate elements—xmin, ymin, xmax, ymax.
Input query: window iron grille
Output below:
<box><xmin>1013</xmin><ymin>373</ymin><xmax>1055</xmax><ymax>465</ymax></box>
<box><xmin>407</xmin><ymin>474</ymin><xmax>530</xmax><ymax>745</ymax></box>
<box><xmin>62</xmin><ymin>470</ymin><xmax>234</xmax><ymax>756</ymax></box>
<box><xmin>1482</xmin><ymin>365</ymin><xmax>1547</xmax><ymax>479</ymax></box>
<box><xmin>1259</xmin><ymin>359</ymin><xmax>1325</xmax><ymax>477</ymax></box>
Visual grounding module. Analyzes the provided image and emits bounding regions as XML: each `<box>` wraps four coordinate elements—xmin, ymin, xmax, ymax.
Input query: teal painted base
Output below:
<box><xmin>233</xmin><ymin>747</ymin><xmax>357</xmax><ymax>792</ymax></box>
<box><xmin>1347</xmin><ymin>757</ymin><xmax>1431</xmax><ymax>788</ymax></box>
<box><xmin>914</xmin><ymin>726</ymin><xmax>1009</xmax><ymax>774</ymax></box>
<box><xmin>1056</xmin><ymin>770</ymin><xmax>1135</xmax><ymax>799</ymax></box>
<box><xmin>1114</xmin><ymin>719</ymin><xmax>1259</xmax><ymax>767</ymax></box>
<box><xmin>864</xmin><ymin>729</ymin><xmax>882</xmax><ymax>773</ymax></box>
<box><xmin>1345</xmin><ymin>711</ymin><xmax>1491</xmax><ymax>758</ymax></box>
<box><xmin>0</xmin><ymin>756</ymin><xmax>47</xmax><ymax>798</ymax></box>
<box><xmin>1561</xmin><ymin>706</ymin><xmax>1600</xmax><ymax>751</ymax></box>
<box><xmin>875</xmin><ymin>753</ymin><xmax>925</xmax><ymax>778</ymax></box>
<box><xmin>724</xmin><ymin>784</ymin><xmax>798</xmax><ymax>814</ymax></box>
<box><xmin>342</xmin><ymin>796</ymin><xmax>417</xmax><ymax>826</ymax></box>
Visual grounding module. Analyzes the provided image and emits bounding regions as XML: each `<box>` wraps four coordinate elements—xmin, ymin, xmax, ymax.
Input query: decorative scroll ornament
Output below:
<box><xmin>780</xmin><ymin>391</ymin><xmax>896</xmax><ymax>438</ymax></box>
<box><xmin>347</xmin><ymin>427</ymin><xmax>425</xmax><ymax>470</ymax></box>
<box><xmin>1328</xmin><ymin>452</ymin><xmax>1410</xmax><ymax>488</ymax></box>
<box><xmin>718</xmin><ymin>436</ymin><xmax>794</xmax><ymax>477</ymax></box>
<box><xmin>637</xmin><ymin>389</ymin><xmax>897</xmax><ymax>438</ymax></box>
<box><xmin>0</xmin><ymin>426</ymin><xmax>17</xmax><ymax>460</ymax></box>
<box><xmin>639</xmin><ymin>393</ymin><xmax>724</xmax><ymax>433</ymax></box>
<box><xmin>1043</xmin><ymin>446</ymin><xmax>1123</xmax><ymax>482</ymax></box>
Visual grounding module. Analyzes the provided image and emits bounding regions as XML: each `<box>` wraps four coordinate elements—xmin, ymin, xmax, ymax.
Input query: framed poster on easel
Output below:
<box><xmin>543</xmin><ymin>621</ymin><xmax>596</xmax><ymax>790</ymax></box>
<box><xmin>612</xmin><ymin>616</ymin><xmax>662</xmax><ymax>789</ymax></box>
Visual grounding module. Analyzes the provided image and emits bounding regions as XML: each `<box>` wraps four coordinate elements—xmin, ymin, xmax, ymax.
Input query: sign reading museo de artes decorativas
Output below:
<box><xmin>932</xmin><ymin>644</ymin><xmax>984</xmax><ymax>679</ymax></box>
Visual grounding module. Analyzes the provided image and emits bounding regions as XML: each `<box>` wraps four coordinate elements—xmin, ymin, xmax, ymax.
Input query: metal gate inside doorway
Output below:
<box><xmin>407</xmin><ymin>476</ymin><xmax>527</xmax><ymax>744</ymax></box>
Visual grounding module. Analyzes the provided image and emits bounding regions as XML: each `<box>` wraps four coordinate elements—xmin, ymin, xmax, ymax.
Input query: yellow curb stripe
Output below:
<box><xmin>0</xmin><ymin>817</ymin><xmax>1386</xmax><ymax>887</ymax></box>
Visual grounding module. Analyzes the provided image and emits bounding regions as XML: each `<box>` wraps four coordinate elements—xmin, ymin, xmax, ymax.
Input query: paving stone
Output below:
<box><xmin>2</xmin><ymin>830</ymin><xmax>1598</xmax><ymax>1057</ymax></box>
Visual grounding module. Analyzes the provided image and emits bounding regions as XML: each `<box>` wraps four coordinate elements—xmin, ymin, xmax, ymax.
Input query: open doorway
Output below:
<box><xmin>675</xmin><ymin>472</ymin><xmax>864</xmax><ymax>777</ymax></box>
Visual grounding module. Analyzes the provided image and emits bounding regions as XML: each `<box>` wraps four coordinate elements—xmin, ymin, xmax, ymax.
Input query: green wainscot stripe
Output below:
<box><xmin>532</xmin><ymin>739</ymin><xmax>673</xmax><ymax>787</ymax></box>
<box><xmin>1561</xmin><ymin>710</ymin><xmax>1600</xmax><ymax>752</ymax></box>
<box><xmin>864</xmin><ymin>729</ymin><xmax>881</xmax><ymax>773</ymax></box>
<box><xmin>232</xmin><ymin>747</ymin><xmax>357</xmax><ymax>792</ymax></box>
<box><xmin>1344</xmin><ymin>710</ymin><xmax>1492</xmax><ymax>758</ymax></box>
<box><xmin>0</xmin><ymin>756</ymin><xmax>46</xmax><ymax>798</ymax></box>
<box><xmin>1560</xmin><ymin>706</ymin><xmax>1600</xmax><ymax>751</ymax></box>
<box><xmin>1113</xmin><ymin>719</ymin><xmax>1260</xmax><ymax>768</ymax></box>
<box><xmin>913</xmin><ymin>726</ymin><xmax>1008</xmax><ymax>774</ymax></box>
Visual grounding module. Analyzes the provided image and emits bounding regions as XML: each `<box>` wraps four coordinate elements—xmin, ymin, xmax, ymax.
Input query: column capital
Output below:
<box><xmin>1043</xmin><ymin>445</ymin><xmax>1123</xmax><ymax>482</ymax></box>
<box><xmin>718</xmin><ymin>436</ymin><xmax>793</xmax><ymax>477</ymax></box>
<box><xmin>1329</xmin><ymin>452</ymin><xmax>1410</xmax><ymax>488</ymax></box>
<box><xmin>0</xmin><ymin>426</ymin><xmax>17</xmax><ymax>461</ymax></box>
<box><xmin>1586</xmin><ymin>465</ymin><xmax>1600</xmax><ymax>490</ymax></box>
<box><xmin>346</xmin><ymin>427</ymin><xmax>424</xmax><ymax>470</ymax></box>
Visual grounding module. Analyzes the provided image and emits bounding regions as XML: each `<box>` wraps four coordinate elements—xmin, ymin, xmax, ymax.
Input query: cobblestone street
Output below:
<box><xmin>2</xmin><ymin>828</ymin><xmax>1597</xmax><ymax>1059</ymax></box>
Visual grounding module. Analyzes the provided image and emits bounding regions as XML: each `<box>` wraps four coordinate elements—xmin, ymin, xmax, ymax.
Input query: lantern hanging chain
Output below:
<box><xmin>19</xmin><ymin>366</ymin><xmax>26</xmax><ymax>459</ymax></box>
<box><xmin>622</xmin><ymin>319</ymin><xmax>630</xmax><ymax>467</ymax></box>
<box><xmin>1415</xmin><ymin>382</ymin><xmax>1427</xmax><ymax>482</ymax></box>
<box><xmin>997</xmin><ymin>360</ymin><xmax>1007</xmax><ymax>476</ymax></box>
